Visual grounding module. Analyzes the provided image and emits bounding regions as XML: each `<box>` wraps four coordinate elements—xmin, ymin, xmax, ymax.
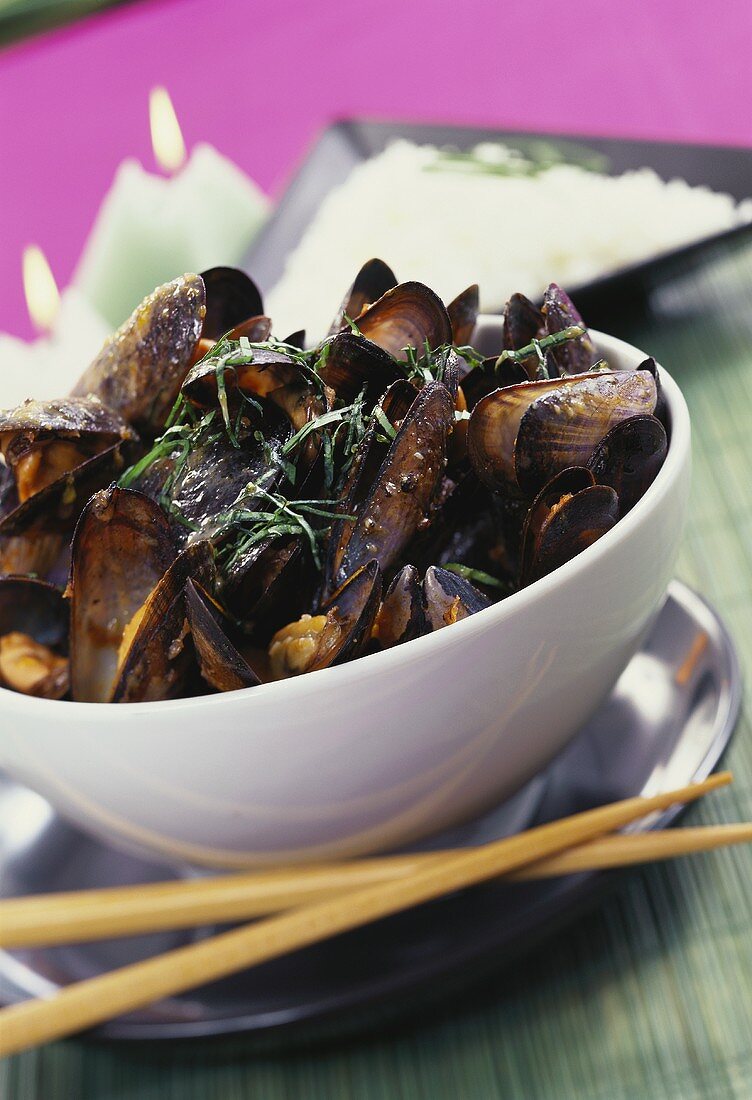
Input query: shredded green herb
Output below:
<box><xmin>494</xmin><ymin>325</ymin><xmax>585</xmax><ymax>376</ymax></box>
<box><xmin>216</xmin><ymin>484</ymin><xmax>354</xmax><ymax>570</ymax></box>
<box><xmin>443</xmin><ymin>563</ymin><xmax>507</xmax><ymax>590</ymax></box>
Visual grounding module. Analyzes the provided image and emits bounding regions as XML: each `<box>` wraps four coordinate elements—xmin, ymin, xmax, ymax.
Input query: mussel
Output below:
<box><xmin>73</xmin><ymin>275</ymin><xmax>207</xmax><ymax>436</ymax></box>
<box><xmin>68</xmin><ymin>486</ymin><xmax>177</xmax><ymax>702</ymax></box>
<box><xmin>186</xmin><ymin>578</ymin><xmax>262</xmax><ymax>692</ymax></box>
<box><xmin>328</xmin><ymin>259</ymin><xmax>398</xmax><ymax>336</ymax></box>
<box><xmin>0</xmin><ymin>577</ymin><xmax>69</xmax><ymax>698</ymax></box>
<box><xmin>333</xmin><ymin>381</ymin><xmax>455</xmax><ymax>587</ymax></box>
<box><xmin>371</xmin><ymin>563</ymin><xmax>489</xmax><ymax>650</ymax></box>
<box><xmin>0</xmin><ymin>265</ymin><xmax>671</xmax><ymax>703</ymax></box>
<box><xmin>468</xmin><ymin>369</ymin><xmax>658</xmax><ymax>497</ymax></box>
<box><xmin>587</xmin><ymin>414</ymin><xmax>668</xmax><ymax>513</ymax></box>
<box><xmin>353</xmin><ymin>282</ymin><xmax>452</xmax><ymax>359</ymax></box>
<box><xmin>519</xmin><ymin>468</ymin><xmax>619</xmax><ymax>585</ymax></box>
<box><xmin>447</xmin><ymin>284</ymin><xmax>480</xmax><ymax>347</ymax></box>
<box><xmin>269</xmin><ymin>561</ymin><xmax>382</xmax><ymax>679</ymax></box>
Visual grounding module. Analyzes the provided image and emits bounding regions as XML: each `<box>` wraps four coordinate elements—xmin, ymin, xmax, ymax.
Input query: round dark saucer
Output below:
<box><xmin>0</xmin><ymin>581</ymin><xmax>741</xmax><ymax>1042</ymax></box>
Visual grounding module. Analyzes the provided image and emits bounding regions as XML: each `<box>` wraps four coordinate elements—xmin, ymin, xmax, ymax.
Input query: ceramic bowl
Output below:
<box><xmin>0</xmin><ymin>325</ymin><xmax>691</xmax><ymax>867</ymax></box>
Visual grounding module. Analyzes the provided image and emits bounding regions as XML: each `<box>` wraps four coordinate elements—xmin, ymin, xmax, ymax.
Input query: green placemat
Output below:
<box><xmin>1</xmin><ymin>237</ymin><xmax>751</xmax><ymax>1097</ymax></box>
<box><xmin>0</xmin><ymin>0</ymin><xmax>129</xmax><ymax>47</ymax></box>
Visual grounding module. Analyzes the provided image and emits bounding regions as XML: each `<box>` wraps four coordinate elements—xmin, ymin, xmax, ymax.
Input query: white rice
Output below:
<box><xmin>267</xmin><ymin>139</ymin><xmax>752</xmax><ymax>341</ymax></box>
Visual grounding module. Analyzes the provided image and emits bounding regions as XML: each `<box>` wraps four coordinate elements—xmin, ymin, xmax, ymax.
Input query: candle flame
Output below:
<box><xmin>23</xmin><ymin>245</ymin><xmax>61</xmax><ymax>333</ymax></box>
<box><xmin>149</xmin><ymin>87</ymin><xmax>187</xmax><ymax>174</ymax></box>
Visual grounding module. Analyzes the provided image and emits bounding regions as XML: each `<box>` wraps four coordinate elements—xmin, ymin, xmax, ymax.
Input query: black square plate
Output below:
<box><xmin>245</xmin><ymin>119</ymin><xmax>752</xmax><ymax>322</ymax></box>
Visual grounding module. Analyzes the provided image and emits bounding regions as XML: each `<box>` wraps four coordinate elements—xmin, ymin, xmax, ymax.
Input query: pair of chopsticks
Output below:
<box><xmin>0</xmin><ymin>771</ymin><xmax>746</xmax><ymax>1056</ymax></box>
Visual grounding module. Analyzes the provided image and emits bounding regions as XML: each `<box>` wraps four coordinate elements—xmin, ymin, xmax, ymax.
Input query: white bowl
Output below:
<box><xmin>0</xmin><ymin>327</ymin><xmax>691</xmax><ymax>868</ymax></box>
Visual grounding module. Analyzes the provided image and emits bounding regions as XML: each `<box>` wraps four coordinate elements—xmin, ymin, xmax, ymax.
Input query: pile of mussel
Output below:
<box><xmin>0</xmin><ymin>262</ymin><xmax>668</xmax><ymax>702</ymax></box>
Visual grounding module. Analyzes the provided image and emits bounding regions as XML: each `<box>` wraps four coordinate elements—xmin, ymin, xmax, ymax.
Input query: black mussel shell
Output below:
<box><xmin>200</xmin><ymin>267</ymin><xmax>263</xmax><ymax>341</ymax></box>
<box><xmin>317</xmin><ymin>561</ymin><xmax>383</xmax><ymax>668</ymax></box>
<box><xmin>318</xmin><ymin>332</ymin><xmax>402</xmax><ymax>406</ymax></box>
<box><xmin>0</xmin><ymin>576</ymin><xmax>69</xmax><ymax>698</ymax></box>
<box><xmin>541</xmin><ymin>283</ymin><xmax>595</xmax><ymax>376</ymax></box>
<box><xmin>519</xmin><ymin>467</ymin><xmax>595</xmax><ymax>585</ymax></box>
<box><xmin>283</xmin><ymin>329</ymin><xmax>306</xmax><ymax>350</ymax></box>
<box><xmin>520</xmin><ymin>474</ymin><xmax>619</xmax><ymax>586</ymax></box>
<box><xmin>0</xmin><ymin>396</ymin><xmax>133</xmax><ymax>446</ymax></box>
<box><xmin>468</xmin><ymin>369</ymin><xmax>657</xmax><ymax>497</ymax></box>
<box><xmin>587</xmin><ymin>414</ymin><xmax>667</xmax><ymax>513</ymax></box>
<box><xmin>269</xmin><ymin>561</ymin><xmax>382</xmax><ymax>678</ymax></box>
<box><xmin>503</xmin><ymin>292</ymin><xmax>544</xmax><ymax>357</ymax></box>
<box><xmin>354</xmin><ymin>282</ymin><xmax>452</xmax><ymax>360</ymax></box>
<box><xmin>372</xmin><ymin>564</ymin><xmax>428</xmax><ymax>649</ymax></box>
<box><xmin>186</xmin><ymin>578</ymin><xmax>261</xmax><ymax>692</ymax></box>
<box><xmin>69</xmin><ymin>486</ymin><xmax>177</xmax><ymax>703</ymax></box>
<box><xmin>324</xmin><ymin>379</ymin><xmax>418</xmax><ymax>594</ymax></box>
<box><xmin>111</xmin><ymin>542</ymin><xmax>214</xmax><ymax>703</ymax></box>
<box><xmin>0</xmin><ymin>576</ymin><xmax>68</xmax><ymax>649</ymax></box>
<box><xmin>447</xmin><ymin>285</ymin><xmax>480</xmax><ymax>347</ymax></box>
<box><xmin>328</xmin><ymin>259</ymin><xmax>398</xmax><ymax>336</ymax></box>
<box><xmin>221</xmin><ymin>535</ymin><xmax>315</xmax><ymax>643</ymax></box>
<box><xmin>0</xmin><ymin>441</ymin><xmax>131</xmax><ymax>537</ymax></box>
<box><xmin>637</xmin><ymin>357</ymin><xmax>669</xmax><ymax>429</ymax></box>
<box><xmin>73</xmin><ymin>274</ymin><xmax>206</xmax><ymax>436</ymax></box>
<box><xmin>423</xmin><ymin>565</ymin><xmax>490</xmax><ymax>631</ymax></box>
<box><xmin>336</xmin><ymin>381</ymin><xmax>454</xmax><ymax>586</ymax></box>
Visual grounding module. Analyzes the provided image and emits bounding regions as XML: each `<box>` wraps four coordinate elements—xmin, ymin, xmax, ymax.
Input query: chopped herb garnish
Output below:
<box><xmin>443</xmin><ymin>563</ymin><xmax>507</xmax><ymax>590</ymax></box>
<box><xmin>494</xmin><ymin>325</ymin><xmax>585</xmax><ymax>374</ymax></box>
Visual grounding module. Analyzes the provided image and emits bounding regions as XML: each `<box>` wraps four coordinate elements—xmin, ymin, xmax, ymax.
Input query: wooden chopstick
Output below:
<box><xmin>0</xmin><ymin>771</ymin><xmax>731</xmax><ymax>1056</ymax></box>
<box><xmin>2</xmin><ymin>822</ymin><xmax>751</xmax><ymax>950</ymax></box>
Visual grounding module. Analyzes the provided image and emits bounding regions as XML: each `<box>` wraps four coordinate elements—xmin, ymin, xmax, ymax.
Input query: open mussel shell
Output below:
<box><xmin>0</xmin><ymin>396</ymin><xmax>135</xmax><ymax>506</ymax></box>
<box><xmin>0</xmin><ymin>395</ymin><xmax>133</xmax><ymax>448</ymax></box>
<box><xmin>0</xmin><ymin>576</ymin><xmax>67</xmax><ymax>647</ymax></box>
<box><xmin>69</xmin><ymin>486</ymin><xmax>177</xmax><ymax>703</ymax></box>
<box><xmin>269</xmin><ymin>561</ymin><xmax>382</xmax><ymax>679</ymax></box>
<box><xmin>468</xmin><ymin>368</ymin><xmax>657</xmax><ymax>497</ymax></box>
<box><xmin>324</xmin><ymin>379</ymin><xmax>418</xmax><ymax>592</ymax></box>
<box><xmin>0</xmin><ymin>577</ymin><xmax>69</xmax><ymax>699</ymax></box>
<box><xmin>328</xmin><ymin>259</ymin><xmax>398</xmax><ymax>336</ymax></box>
<box><xmin>335</xmin><ymin>381</ymin><xmax>455</xmax><ymax>586</ymax></box>
<box><xmin>283</xmin><ymin>329</ymin><xmax>306</xmax><ymax>350</ymax></box>
<box><xmin>111</xmin><ymin>542</ymin><xmax>214</xmax><ymax>703</ymax></box>
<box><xmin>447</xmin><ymin>284</ymin><xmax>479</xmax><ymax>347</ymax></box>
<box><xmin>185</xmin><ymin>578</ymin><xmax>261</xmax><ymax>693</ymax></box>
<box><xmin>182</xmin><ymin>344</ymin><xmax>300</xmax><ymax>408</ymax></box>
<box><xmin>354</xmin><ymin>282</ymin><xmax>452</xmax><ymax>360</ymax></box>
<box><xmin>460</xmin><ymin>358</ymin><xmax>527</xmax><ymax>413</ymax></box>
<box><xmin>73</xmin><ymin>274</ymin><xmax>206</xmax><ymax>436</ymax></box>
<box><xmin>200</xmin><ymin>267</ymin><xmax>264</xmax><ymax>341</ymax></box>
<box><xmin>587</xmin><ymin>414</ymin><xmax>668</xmax><ymax>513</ymax></box>
<box><xmin>0</xmin><ymin>441</ymin><xmax>132</xmax><ymax>538</ymax></box>
<box><xmin>520</xmin><ymin>469</ymin><xmax>619</xmax><ymax>586</ymax></box>
<box><xmin>503</xmin><ymin>292</ymin><xmax>544</xmax><ymax>358</ymax></box>
<box><xmin>182</xmin><ymin>345</ymin><xmax>328</xmax><ymax>445</ymax></box>
<box><xmin>372</xmin><ymin>564</ymin><xmax>428</xmax><ymax>649</ymax></box>
<box><xmin>0</xmin><ymin>433</ymin><xmax>134</xmax><ymax>584</ymax></box>
<box><xmin>318</xmin><ymin>332</ymin><xmax>402</xmax><ymax>406</ymax></box>
<box><xmin>541</xmin><ymin>283</ymin><xmax>595</xmax><ymax>376</ymax></box>
<box><xmin>423</xmin><ymin>565</ymin><xmax>490</xmax><ymax>631</ymax></box>
<box><xmin>220</xmin><ymin>535</ymin><xmax>315</xmax><ymax>642</ymax></box>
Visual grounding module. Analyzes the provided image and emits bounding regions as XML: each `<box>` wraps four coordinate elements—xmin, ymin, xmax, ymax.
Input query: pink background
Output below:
<box><xmin>1</xmin><ymin>0</ymin><xmax>751</xmax><ymax>338</ymax></box>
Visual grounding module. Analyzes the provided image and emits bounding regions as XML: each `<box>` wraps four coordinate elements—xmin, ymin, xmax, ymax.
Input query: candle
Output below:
<box><xmin>73</xmin><ymin>88</ymin><xmax>269</xmax><ymax>329</ymax></box>
<box><xmin>0</xmin><ymin>286</ymin><xmax>110</xmax><ymax>408</ymax></box>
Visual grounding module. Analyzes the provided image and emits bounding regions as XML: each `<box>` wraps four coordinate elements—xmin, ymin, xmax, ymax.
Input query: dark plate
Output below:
<box><xmin>245</xmin><ymin>119</ymin><xmax>752</xmax><ymax>322</ymax></box>
<box><xmin>0</xmin><ymin>581</ymin><xmax>741</xmax><ymax>1043</ymax></box>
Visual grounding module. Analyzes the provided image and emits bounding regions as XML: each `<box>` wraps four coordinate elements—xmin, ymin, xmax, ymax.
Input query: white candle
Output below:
<box><xmin>0</xmin><ymin>288</ymin><xmax>110</xmax><ymax>407</ymax></box>
<box><xmin>74</xmin><ymin>142</ymin><xmax>269</xmax><ymax>330</ymax></box>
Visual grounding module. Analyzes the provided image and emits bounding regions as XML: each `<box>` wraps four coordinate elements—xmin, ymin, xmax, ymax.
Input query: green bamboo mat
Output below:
<box><xmin>1</xmin><ymin>236</ymin><xmax>751</xmax><ymax>1098</ymax></box>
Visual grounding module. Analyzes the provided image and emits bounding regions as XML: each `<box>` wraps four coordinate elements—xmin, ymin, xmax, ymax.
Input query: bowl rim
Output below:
<box><xmin>0</xmin><ymin>328</ymin><xmax>691</xmax><ymax>717</ymax></box>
